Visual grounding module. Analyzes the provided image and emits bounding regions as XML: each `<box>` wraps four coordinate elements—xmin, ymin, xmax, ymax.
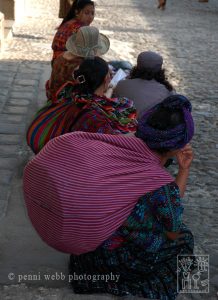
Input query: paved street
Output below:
<box><xmin>0</xmin><ymin>0</ymin><xmax>217</xmax><ymax>299</ymax></box>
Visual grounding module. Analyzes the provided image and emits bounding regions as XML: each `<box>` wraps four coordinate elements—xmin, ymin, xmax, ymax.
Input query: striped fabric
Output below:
<box><xmin>23</xmin><ymin>132</ymin><xmax>174</xmax><ymax>255</ymax></box>
<box><xmin>26</xmin><ymin>91</ymin><xmax>137</xmax><ymax>154</ymax></box>
<box><xmin>26</xmin><ymin>99</ymin><xmax>87</xmax><ymax>154</ymax></box>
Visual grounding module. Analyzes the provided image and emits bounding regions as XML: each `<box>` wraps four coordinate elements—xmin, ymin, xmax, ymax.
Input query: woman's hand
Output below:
<box><xmin>176</xmin><ymin>144</ymin><xmax>194</xmax><ymax>170</ymax></box>
<box><xmin>104</xmin><ymin>87</ymin><xmax>114</xmax><ymax>98</ymax></box>
<box><xmin>175</xmin><ymin>144</ymin><xmax>194</xmax><ymax>197</ymax></box>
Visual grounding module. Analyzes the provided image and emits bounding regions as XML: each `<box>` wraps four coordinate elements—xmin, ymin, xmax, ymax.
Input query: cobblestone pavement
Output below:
<box><xmin>0</xmin><ymin>0</ymin><xmax>218</xmax><ymax>299</ymax></box>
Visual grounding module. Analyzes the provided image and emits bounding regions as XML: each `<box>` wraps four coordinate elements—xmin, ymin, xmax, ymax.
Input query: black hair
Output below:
<box><xmin>73</xmin><ymin>57</ymin><xmax>109</xmax><ymax>94</ymax></box>
<box><xmin>147</xmin><ymin>107</ymin><xmax>184</xmax><ymax>130</ymax></box>
<box><xmin>146</xmin><ymin>107</ymin><xmax>184</xmax><ymax>154</ymax></box>
<box><xmin>129</xmin><ymin>67</ymin><xmax>173</xmax><ymax>92</ymax></box>
<box><xmin>60</xmin><ymin>0</ymin><xmax>95</xmax><ymax>26</ymax></box>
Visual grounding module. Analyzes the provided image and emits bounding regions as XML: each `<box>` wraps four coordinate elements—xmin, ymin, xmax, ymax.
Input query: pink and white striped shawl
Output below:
<box><xmin>23</xmin><ymin>132</ymin><xmax>174</xmax><ymax>254</ymax></box>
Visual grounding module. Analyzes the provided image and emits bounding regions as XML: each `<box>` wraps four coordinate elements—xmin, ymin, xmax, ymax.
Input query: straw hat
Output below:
<box><xmin>66</xmin><ymin>26</ymin><xmax>110</xmax><ymax>58</ymax></box>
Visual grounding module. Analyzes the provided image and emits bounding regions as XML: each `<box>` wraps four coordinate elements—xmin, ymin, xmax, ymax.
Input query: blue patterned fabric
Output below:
<box><xmin>102</xmin><ymin>182</ymin><xmax>184</xmax><ymax>252</ymax></box>
<box><xmin>69</xmin><ymin>182</ymin><xmax>194</xmax><ymax>299</ymax></box>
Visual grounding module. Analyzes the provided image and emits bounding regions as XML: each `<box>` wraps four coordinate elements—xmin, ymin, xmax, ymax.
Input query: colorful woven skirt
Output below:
<box><xmin>69</xmin><ymin>226</ymin><xmax>194</xmax><ymax>300</ymax></box>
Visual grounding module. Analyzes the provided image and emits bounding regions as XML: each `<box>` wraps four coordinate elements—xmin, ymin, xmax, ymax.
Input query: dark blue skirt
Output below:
<box><xmin>69</xmin><ymin>226</ymin><xmax>194</xmax><ymax>299</ymax></box>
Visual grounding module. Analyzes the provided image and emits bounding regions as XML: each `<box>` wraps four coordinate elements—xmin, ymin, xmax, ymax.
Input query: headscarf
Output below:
<box><xmin>136</xmin><ymin>94</ymin><xmax>194</xmax><ymax>150</ymax></box>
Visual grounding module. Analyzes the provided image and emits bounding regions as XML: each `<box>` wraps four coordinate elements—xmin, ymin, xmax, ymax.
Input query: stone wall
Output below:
<box><xmin>0</xmin><ymin>0</ymin><xmax>15</xmax><ymax>20</ymax></box>
<box><xmin>0</xmin><ymin>12</ymin><xmax>4</xmax><ymax>52</ymax></box>
<box><xmin>0</xmin><ymin>0</ymin><xmax>26</xmax><ymax>21</ymax></box>
<box><xmin>0</xmin><ymin>0</ymin><xmax>26</xmax><ymax>51</ymax></box>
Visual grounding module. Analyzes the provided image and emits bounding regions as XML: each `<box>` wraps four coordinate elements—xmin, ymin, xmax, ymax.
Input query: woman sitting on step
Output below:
<box><xmin>26</xmin><ymin>57</ymin><xmax>137</xmax><ymax>154</ymax></box>
<box><xmin>51</xmin><ymin>0</ymin><xmax>95</xmax><ymax>65</ymax></box>
<box><xmin>24</xmin><ymin>94</ymin><xmax>195</xmax><ymax>299</ymax></box>
<box><xmin>46</xmin><ymin>26</ymin><xmax>110</xmax><ymax>103</ymax></box>
<box><xmin>113</xmin><ymin>51</ymin><xmax>174</xmax><ymax>118</ymax></box>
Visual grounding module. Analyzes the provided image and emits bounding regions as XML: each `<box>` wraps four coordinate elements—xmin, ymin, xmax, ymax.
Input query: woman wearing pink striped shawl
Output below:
<box><xmin>23</xmin><ymin>95</ymin><xmax>195</xmax><ymax>299</ymax></box>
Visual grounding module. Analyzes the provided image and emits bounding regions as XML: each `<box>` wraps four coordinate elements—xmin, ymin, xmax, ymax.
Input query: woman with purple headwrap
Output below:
<box><xmin>23</xmin><ymin>94</ymin><xmax>195</xmax><ymax>299</ymax></box>
<box><xmin>66</xmin><ymin>94</ymin><xmax>195</xmax><ymax>299</ymax></box>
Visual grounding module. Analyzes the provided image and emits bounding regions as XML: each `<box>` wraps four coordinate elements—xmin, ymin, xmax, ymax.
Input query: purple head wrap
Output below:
<box><xmin>136</xmin><ymin>95</ymin><xmax>194</xmax><ymax>150</ymax></box>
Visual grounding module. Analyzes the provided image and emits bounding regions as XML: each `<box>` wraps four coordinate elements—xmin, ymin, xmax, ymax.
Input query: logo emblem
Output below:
<box><xmin>177</xmin><ymin>255</ymin><xmax>209</xmax><ymax>293</ymax></box>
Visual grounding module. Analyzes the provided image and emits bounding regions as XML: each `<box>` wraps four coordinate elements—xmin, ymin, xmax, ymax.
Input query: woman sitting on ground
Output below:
<box><xmin>46</xmin><ymin>26</ymin><xmax>110</xmax><ymax>103</ymax></box>
<box><xmin>51</xmin><ymin>0</ymin><xmax>95</xmax><ymax>64</ymax></box>
<box><xmin>24</xmin><ymin>94</ymin><xmax>195</xmax><ymax>299</ymax></box>
<box><xmin>26</xmin><ymin>57</ymin><xmax>137</xmax><ymax>154</ymax></box>
<box><xmin>113</xmin><ymin>51</ymin><xmax>174</xmax><ymax>118</ymax></box>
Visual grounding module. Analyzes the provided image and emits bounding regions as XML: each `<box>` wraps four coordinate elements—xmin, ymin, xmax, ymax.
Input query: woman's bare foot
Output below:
<box><xmin>157</xmin><ymin>0</ymin><xmax>166</xmax><ymax>10</ymax></box>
